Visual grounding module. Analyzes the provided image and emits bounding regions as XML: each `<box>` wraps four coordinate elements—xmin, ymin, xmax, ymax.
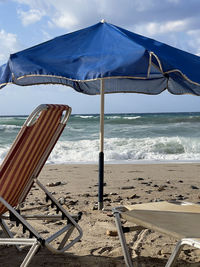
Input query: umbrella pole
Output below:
<box><xmin>98</xmin><ymin>79</ymin><xmax>105</xmax><ymax>210</ymax></box>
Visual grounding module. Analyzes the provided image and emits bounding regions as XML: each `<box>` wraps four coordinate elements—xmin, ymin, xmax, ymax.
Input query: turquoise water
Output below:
<box><xmin>0</xmin><ymin>112</ymin><xmax>200</xmax><ymax>163</ymax></box>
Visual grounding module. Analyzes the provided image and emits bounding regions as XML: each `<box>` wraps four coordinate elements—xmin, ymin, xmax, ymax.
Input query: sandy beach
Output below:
<box><xmin>1</xmin><ymin>163</ymin><xmax>200</xmax><ymax>266</ymax></box>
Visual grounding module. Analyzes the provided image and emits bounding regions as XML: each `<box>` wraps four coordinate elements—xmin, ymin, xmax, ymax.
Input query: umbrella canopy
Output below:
<box><xmin>1</xmin><ymin>20</ymin><xmax>200</xmax><ymax>209</ymax></box>
<box><xmin>1</xmin><ymin>20</ymin><xmax>200</xmax><ymax>95</ymax></box>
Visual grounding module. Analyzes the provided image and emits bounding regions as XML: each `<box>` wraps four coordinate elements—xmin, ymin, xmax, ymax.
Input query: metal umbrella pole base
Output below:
<box><xmin>98</xmin><ymin>151</ymin><xmax>104</xmax><ymax>210</ymax></box>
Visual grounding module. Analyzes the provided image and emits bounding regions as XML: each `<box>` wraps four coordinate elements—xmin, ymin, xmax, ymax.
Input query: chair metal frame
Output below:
<box><xmin>0</xmin><ymin>104</ymin><xmax>83</xmax><ymax>267</ymax></box>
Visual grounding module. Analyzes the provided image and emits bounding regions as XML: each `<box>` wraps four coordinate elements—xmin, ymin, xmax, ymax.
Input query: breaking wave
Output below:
<box><xmin>1</xmin><ymin>112</ymin><xmax>200</xmax><ymax>164</ymax></box>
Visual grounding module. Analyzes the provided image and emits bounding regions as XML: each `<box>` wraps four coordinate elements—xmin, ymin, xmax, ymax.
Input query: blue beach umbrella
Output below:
<box><xmin>1</xmin><ymin>20</ymin><xmax>200</xmax><ymax>209</ymax></box>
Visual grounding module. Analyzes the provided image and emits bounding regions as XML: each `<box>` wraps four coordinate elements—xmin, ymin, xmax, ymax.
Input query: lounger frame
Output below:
<box><xmin>113</xmin><ymin>203</ymin><xmax>200</xmax><ymax>267</ymax></box>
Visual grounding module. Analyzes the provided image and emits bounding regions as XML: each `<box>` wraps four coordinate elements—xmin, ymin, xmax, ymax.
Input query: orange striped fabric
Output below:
<box><xmin>0</xmin><ymin>104</ymin><xmax>70</xmax><ymax>215</ymax></box>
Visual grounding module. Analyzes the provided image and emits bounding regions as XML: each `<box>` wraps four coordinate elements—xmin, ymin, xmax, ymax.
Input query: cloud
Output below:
<box><xmin>17</xmin><ymin>8</ymin><xmax>45</xmax><ymax>26</ymax></box>
<box><xmin>187</xmin><ymin>29</ymin><xmax>200</xmax><ymax>55</ymax></box>
<box><xmin>134</xmin><ymin>19</ymin><xmax>189</xmax><ymax>36</ymax></box>
<box><xmin>12</xmin><ymin>0</ymin><xmax>200</xmax><ymax>31</ymax></box>
<box><xmin>45</xmin><ymin>0</ymin><xmax>101</xmax><ymax>31</ymax></box>
<box><xmin>11</xmin><ymin>0</ymin><xmax>200</xmax><ymax>55</ymax></box>
<box><xmin>51</xmin><ymin>13</ymin><xmax>78</xmax><ymax>29</ymax></box>
<box><xmin>0</xmin><ymin>30</ymin><xmax>20</xmax><ymax>64</ymax></box>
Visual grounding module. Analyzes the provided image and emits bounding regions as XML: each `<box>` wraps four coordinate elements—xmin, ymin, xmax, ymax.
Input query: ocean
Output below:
<box><xmin>0</xmin><ymin>112</ymin><xmax>200</xmax><ymax>164</ymax></box>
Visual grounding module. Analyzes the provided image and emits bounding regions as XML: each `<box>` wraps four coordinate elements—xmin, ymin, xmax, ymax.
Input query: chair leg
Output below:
<box><xmin>58</xmin><ymin>224</ymin><xmax>74</xmax><ymax>250</ymax></box>
<box><xmin>166</xmin><ymin>238</ymin><xmax>200</xmax><ymax>267</ymax></box>
<box><xmin>165</xmin><ymin>240</ymin><xmax>184</xmax><ymax>267</ymax></box>
<box><xmin>0</xmin><ymin>219</ymin><xmax>14</xmax><ymax>238</ymax></box>
<box><xmin>0</xmin><ymin>219</ymin><xmax>21</xmax><ymax>251</ymax></box>
<box><xmin>21</xmin><ymin>241</ymin><xmax>41</xmax><ymax>267</ymax></box>
<box><xmin>113</xmin><ymin>211</ymin><xmax>134</xmax><ymax>267</ymax></box>
<box><xmin>0</xmin><ymin>238</ymin><xmax>40</xmax><ymax>267</ymax></box>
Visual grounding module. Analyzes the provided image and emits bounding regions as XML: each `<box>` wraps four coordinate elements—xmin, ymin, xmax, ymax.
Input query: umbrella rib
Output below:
<box><xmin>151</xmin><ymin>52</ymin><xmax>164</xmax><ymax>73</ymax></box>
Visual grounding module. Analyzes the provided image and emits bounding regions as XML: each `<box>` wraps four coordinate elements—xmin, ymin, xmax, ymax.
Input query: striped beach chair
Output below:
<box><xmin>0</xmin><ymin>104</ymin><xmax>83</xmax><ymax>266</ymax></box>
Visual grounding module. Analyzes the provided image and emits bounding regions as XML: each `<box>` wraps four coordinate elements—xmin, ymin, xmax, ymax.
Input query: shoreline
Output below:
<box><xmin>46</xmin><ymin>159</ymin><xmax>200</xmax><ymax>165</ymax></box>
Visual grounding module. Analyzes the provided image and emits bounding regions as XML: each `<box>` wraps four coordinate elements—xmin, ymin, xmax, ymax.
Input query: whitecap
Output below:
<box><xmin>0</xmin><ymin>124</ymin><xmax>21</xmax><ymax>130</ymax></box>
<box><xmin>106</xmin><ymin>116</ymin><xmax>121</xmax><ymax>119</ymax></box>
<box><xmin>123</xmin><ymin>116</ymin><xmax>141</xmax><ymax>120</ymax></box>
<box><xmin>75</xmin><ymin>115</ymin><xmax>95</xmax><ymax>119</ymax></box>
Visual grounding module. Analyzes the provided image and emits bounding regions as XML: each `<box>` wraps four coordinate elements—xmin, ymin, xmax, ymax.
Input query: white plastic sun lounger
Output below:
<box><xmin>113</xmin><ymin>201</ymin><xmax>200</xmax><ymax>266</ymax></box>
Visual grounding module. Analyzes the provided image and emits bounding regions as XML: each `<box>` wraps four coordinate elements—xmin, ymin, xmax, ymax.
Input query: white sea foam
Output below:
<box><xmin>0</xmin><ymin>146</ymin><xmax>10</xmax><ymax>163</ymax></box>
<box><xmin>123</xmin><ymin>116</ymin><xmax>141</xmax><ymax>120</ymax></box>
<box><xmin>0</xmin><ymin>136</ymin><xmax>200</xmax><ymax>164</ymax></box>
<box><xmin>106</xmin><ymin>116</ymin><xmax>121</xmax><ymax>119</ymax></box>
<box><xmin>106</xmin><ymin>115</ymin><xmax>141</xmax><ymax>120</ymax></box>
<box><xmin>75</xmin><ymin>115</ymin><xmax>95</xmax><ymax>119</ymax></box>
<box><xmin>47</xmin><ymin>139</ymin><xmax>100</xmax><ymax>164</ymax></box>
<box><xmin>46</xmin><ymin>136</ymin><xmax>200</xmax><ymax>164</ymax></box>
<box><xmin>0</xmin><ymin>125</ymin><xmax>21</xmax><ymax>130</ymax></box>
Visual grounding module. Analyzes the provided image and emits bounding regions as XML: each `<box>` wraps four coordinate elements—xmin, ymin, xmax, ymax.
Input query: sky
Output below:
<box><xmin>0</xmin><ymin>0</ymin><xmax>200</xmax><ymax>115</ymax></box>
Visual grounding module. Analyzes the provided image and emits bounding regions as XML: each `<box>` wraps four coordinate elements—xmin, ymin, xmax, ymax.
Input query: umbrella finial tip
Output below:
<box><xmin>101</xmin><ymin>19</ymin><xmax>106</xmax><ymax>23</ymax></box>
